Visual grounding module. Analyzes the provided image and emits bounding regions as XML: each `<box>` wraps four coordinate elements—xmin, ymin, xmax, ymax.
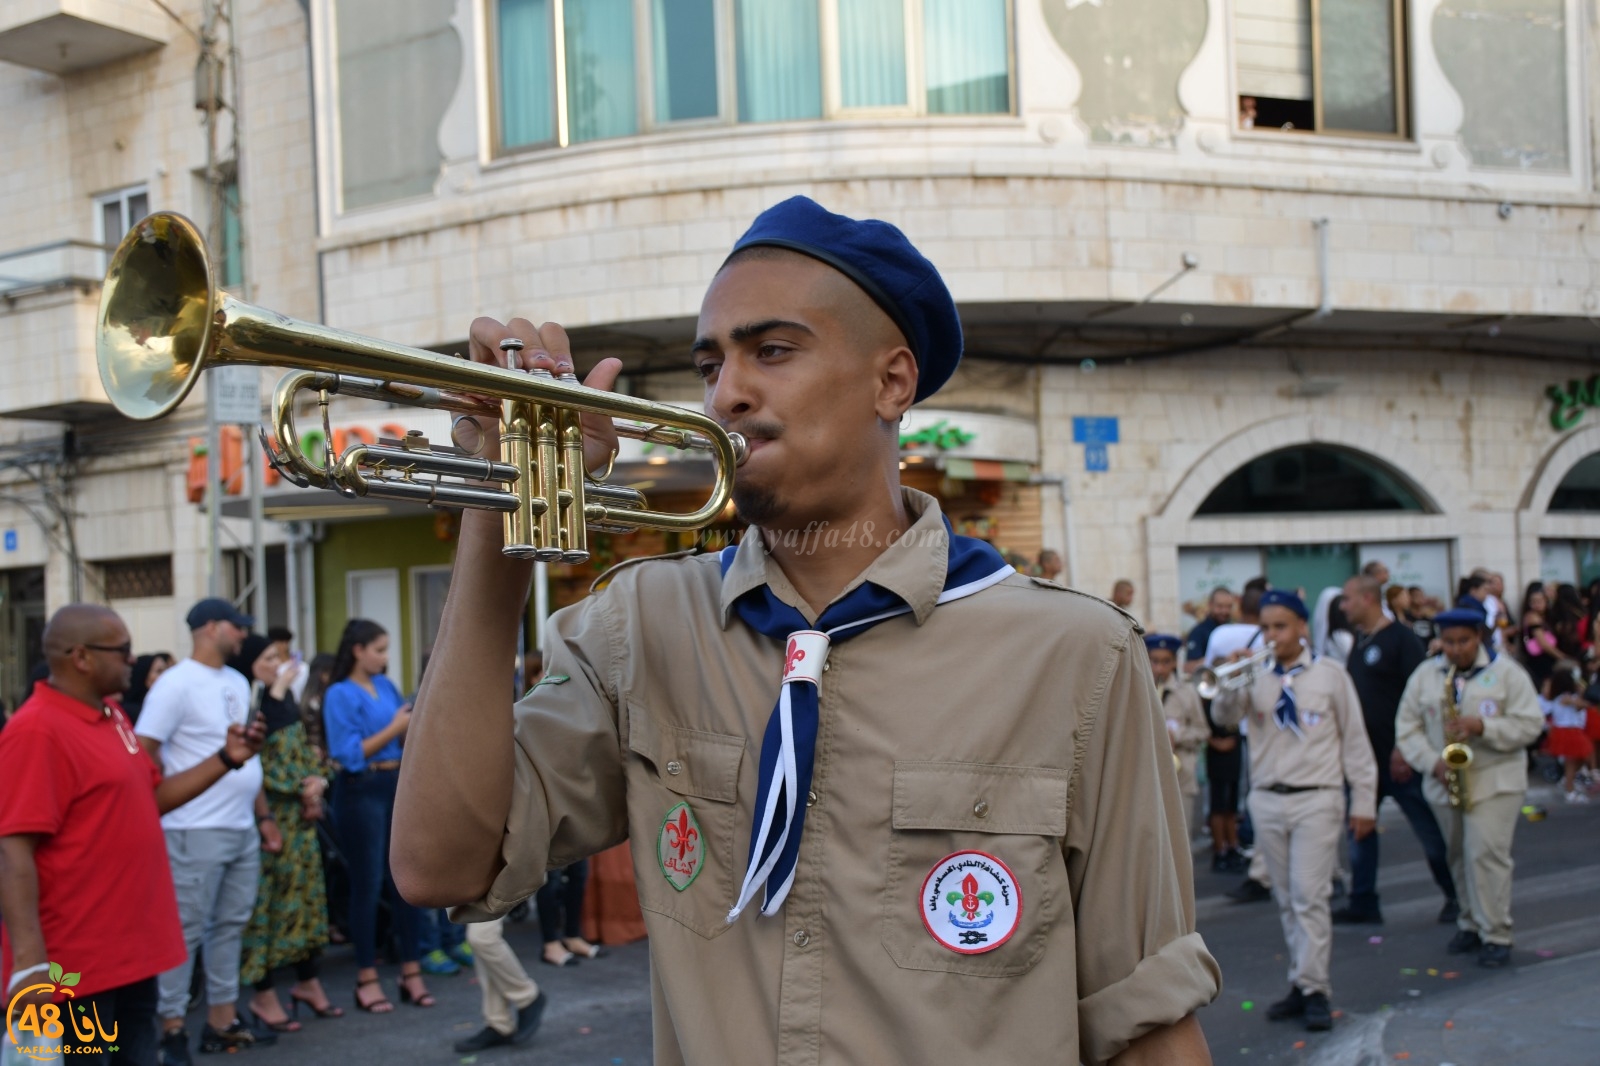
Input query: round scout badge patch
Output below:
<box><xmin>1480</xmin><ymin>699</ymin><xmax>1500</xmax><ymax>718</ymax></box>
<box><xmin>920</xmin><ymin>851</ymin><xmax>1022</xmax><ymax>955</ymax></box>
<box><xmin>658</xmin><ymin>801</ymin><xmax>703</xmax><ymax>891</ymax></box>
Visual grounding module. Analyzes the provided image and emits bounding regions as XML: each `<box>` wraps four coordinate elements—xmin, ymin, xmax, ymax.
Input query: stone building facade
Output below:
<box><xmin>2</xmin><ymin>0</ymin><xmax>1598</xmax><ymax>700</ymax></box>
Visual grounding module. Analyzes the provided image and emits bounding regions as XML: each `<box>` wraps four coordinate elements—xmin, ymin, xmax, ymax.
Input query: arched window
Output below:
<box><xmin>1196</xmin><ymin>446</ymin><xmax>1429</xmax><ymax>516</ymax></box>
<box><xmin>1549</xmin><ymin>453</ymin><xmax>1600</xmax><ymax>512</ymax></box>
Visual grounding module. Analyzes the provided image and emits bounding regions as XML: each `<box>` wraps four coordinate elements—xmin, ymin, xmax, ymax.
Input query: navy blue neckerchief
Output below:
<box><xmin>718</xmin><ymin>521</ymin><xmax>1013</xmax><ymax>921</ymax></box>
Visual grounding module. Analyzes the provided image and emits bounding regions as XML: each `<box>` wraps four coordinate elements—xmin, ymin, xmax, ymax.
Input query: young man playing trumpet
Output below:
<box><xmin>1394</xmin><ymin>605</ymin><xmax>1541</xmax><ymax>969</ymax></box>
<box><xmin>1213</xmin><ymin>590</ymin><xmax>1376</xmax><ymax>1032</ymax></box>
<box><xmin>391</xmin><ymin>197</ymin><xmax>1219</xmax><ymax>1064</ymax></box>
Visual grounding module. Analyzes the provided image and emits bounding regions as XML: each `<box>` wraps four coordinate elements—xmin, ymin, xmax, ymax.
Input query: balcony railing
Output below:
<box><xmin>0</xmin><ymin>240</ymin><xmax>111</xmax><ymax>302</ymax></box>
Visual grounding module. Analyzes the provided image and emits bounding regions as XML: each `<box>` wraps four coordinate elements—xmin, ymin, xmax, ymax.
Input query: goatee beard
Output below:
<box><xmin>732</xmin><ymin>484</ymin><xmax>782</xmax><ymax>527</ymax></box>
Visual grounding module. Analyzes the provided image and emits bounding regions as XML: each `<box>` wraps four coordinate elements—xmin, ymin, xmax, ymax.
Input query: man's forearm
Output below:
<box><xmin>393</xmin><ymin>510</ymin><xmax>532</xmax><ymax>907</ymax></box>
<box><xmin>1111</xmin><ymin>1013</ymin><xmax>1212</xmax><ymax>1066</ymax></box>
<box><xmin>155</xmin><ymin>754</ymin><xmax>229</xmax><ymax>814</ymax></box>
<box><xmin>0</xmin><ymin>837</ymin><xmax>46</xmax><ymax>970</ymax></box>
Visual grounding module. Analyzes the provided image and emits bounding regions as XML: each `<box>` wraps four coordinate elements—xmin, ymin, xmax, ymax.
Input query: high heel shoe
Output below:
<box><xmin>289</xmin><ymin>991</ymin><xmax>344</xmax><ymax>1019</ymax></box>
<box><xmin>397</xmin><ymin>973</ymin><xmax>435</xmax><ymax>1008</ymax></box>
<box><xmin>352</xmin><ymin>977</ymin><xmax>393</xmax><ymax>1014</ymax></box>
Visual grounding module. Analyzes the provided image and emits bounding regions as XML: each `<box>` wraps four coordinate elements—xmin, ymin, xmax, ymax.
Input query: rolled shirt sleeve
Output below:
<box><xmin>451</xmin><ymin>590</ymin><xmax>629</xmax><ymax>923</ymax></box>
<box><xmin>1211</xmin><ymin>683</ymin><xmax>1248</xmax><ymax>730</ymax></box>
<box><xmin>1069</xmin><ymin>629</ymin><xmax>1223</xmax><ymax>1063</ymax></box>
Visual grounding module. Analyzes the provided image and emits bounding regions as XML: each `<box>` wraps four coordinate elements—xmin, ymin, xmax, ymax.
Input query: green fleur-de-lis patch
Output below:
<box><xmin>657</xmin><ymin>801</ymin><xmax>703</xmax><ymax>891</ymax></box>
<box><xmin>522</xmin><ymin>674</ymin><xmax>569</xmax><ymax>699</ymax></box>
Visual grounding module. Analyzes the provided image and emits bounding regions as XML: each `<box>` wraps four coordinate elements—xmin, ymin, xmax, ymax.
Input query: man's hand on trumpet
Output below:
<box><xmin>451</xmin><ymin>316</ymin><xmax>622</xmax><ymax>475</ymax></box>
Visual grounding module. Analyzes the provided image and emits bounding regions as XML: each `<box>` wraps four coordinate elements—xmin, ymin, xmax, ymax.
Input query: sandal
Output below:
<box><xmin>540</xmin><ymin>946</ymin><xmax>578</xmax><ymax>967</ymax></box>
<box><xmin>562</xmin><ymin>937</ymin><xmax>606</xmax><ymax>960</ymax></box>
<box><xmin>247</xmin><ymin>1004</ymin><xmax>301</xmax><ymax>1034</ymax></box>
<box><xmin>289</xmin><ymin>990</ymin><xmax>344</xmax><ymax>1019</ymax></box>
<box><xmin>397</xmin><ymin>971</ymin><xmax>435</xmax><ymax>1008</ymax></box>
<box><xmin>352</xmin><ymin>978</ymin><xmax>393</xmax><ymax>1014</ymax></box>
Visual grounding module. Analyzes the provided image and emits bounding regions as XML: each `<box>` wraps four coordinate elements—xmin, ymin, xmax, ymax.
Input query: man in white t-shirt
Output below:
<box><xmin>136</xmin><ymin>598</ymin><xmax>281</xmax><ymax>1065</ymax></box>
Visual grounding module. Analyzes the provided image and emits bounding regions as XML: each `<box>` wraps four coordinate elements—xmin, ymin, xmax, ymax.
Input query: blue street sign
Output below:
<box><xmin>1072</xmin><ymin>416</ymin><xmax>1120</xmax><ymax>445</ymax></box>
<box><xmin>3</xmin><ymin>530</ymin><xmax>15</xmax><ymax>552</ymax></box>
<box><xmin>1085</xmin><ymin>444</ymin><xmax>1109</xmax><ymax>472</ymax></box>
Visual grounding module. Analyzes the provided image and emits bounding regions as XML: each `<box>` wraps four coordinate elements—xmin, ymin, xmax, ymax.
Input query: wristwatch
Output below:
<box><xmin>217</xmin><ymin>748</ymin><xmax>243</xmax><ymax>772</ymax></box>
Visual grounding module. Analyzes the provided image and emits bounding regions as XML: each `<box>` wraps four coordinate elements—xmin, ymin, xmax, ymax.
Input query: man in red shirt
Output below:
<box><xmin>1</xmin><ymin>605</ymin><xmax>261</xmax><ymax>1066</ymax></box>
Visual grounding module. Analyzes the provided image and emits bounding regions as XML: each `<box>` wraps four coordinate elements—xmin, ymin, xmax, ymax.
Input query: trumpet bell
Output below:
<box><xmin>1195</xmin><ymin>670</ymin><xmax>1220</xmax><ymax>701</ymax></box>
<box><xmin>97</xmin><ymin>213</ymin><xmax>216</xmax><ymax>421</ymax></box>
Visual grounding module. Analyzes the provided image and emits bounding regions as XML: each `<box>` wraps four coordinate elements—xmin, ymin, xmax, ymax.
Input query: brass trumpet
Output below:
<box><xmin>1194</xmin><ymin>647</ymin><xmax>1273</xmax><ymax>701</ymax></box>
<box><xmin>96</xmin><ymin>213</ymin><xmax>747</xmax><ymax>562</ymax></box>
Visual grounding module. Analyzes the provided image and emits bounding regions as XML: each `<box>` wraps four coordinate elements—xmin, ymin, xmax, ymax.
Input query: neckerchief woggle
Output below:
<box><xmin>719</xmin><ymin>520</ymin><xmax>1013</xmax><ymax>922</ymax></box>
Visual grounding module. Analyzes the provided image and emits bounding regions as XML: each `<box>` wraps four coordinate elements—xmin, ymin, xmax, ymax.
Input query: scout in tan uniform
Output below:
<box><xmin>1394</xmin><ymin>605</ymin><xmax>1542</xmax><ymax>969</ymax></box>
<box><xmin>392</xmin><ymin>197</ymin><xmax>1221</xmax><ymax>1065</ymax></box>
<box><xmin>1213</xmin><ymin>590</ymin><xmax>1376</xmax><ymax>1032</ymax></box>
<box><xmin>1147</xmin><ymin>634</ymin><xmax>1210</xmax><ymax>839</ymax></box>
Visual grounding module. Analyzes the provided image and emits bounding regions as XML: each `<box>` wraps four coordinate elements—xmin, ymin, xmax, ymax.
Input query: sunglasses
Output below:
<box><xmin>81</xmin><ymin>642</ymin><xmax>134</xmax><ymax>657</ymax></box>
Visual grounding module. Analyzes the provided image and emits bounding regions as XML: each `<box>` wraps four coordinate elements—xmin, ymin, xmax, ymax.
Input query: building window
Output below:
<box><xmin>101</xmin><ymin>556</ymin><xmax>174</xmax><ymax>600</ymax></box>
<box><xmin>494</xmin><ymin>0</ymin><xmax>1012</xmax><ymax>152</ymax></box>
<box><xmin>1234</xmin><ymin>0</ymin><xmax>1406</xmax><ymax>137</ymax></box>
<box><xmin>220</xmin><ymin>180</ymin><xmax>244</xmax><ymax>289</ymax></box>
<box><xmin>1550</xmin><ymin>453</ymin><xmax>1600</xmax><ymax>512</ymax></box>
<box><xmin>1196</xmin><ymin>446</ymin><xmax>1427</xmax><ymax>515</ymax></box>
<box><xmin>95</xmin><ymin>185</ymin><xmax>149</xmax><ymax>250</ymax></box>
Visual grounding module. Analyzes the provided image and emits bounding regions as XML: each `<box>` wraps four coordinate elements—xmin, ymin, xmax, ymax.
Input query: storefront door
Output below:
<box><xmin>0</xmin><ymin>566</ymin><xmax>46</xmax><ymax>710</ymax></box>
<box><xmin>1264</xmin><ymin>544</ymin><xmax>1359</xmax><ymax>604</ymax></box>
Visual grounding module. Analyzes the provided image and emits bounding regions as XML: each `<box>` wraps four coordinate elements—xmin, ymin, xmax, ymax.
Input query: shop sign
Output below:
<box><xmin>899</xmin><ymin>410</ymin><xmax>1038</xmax><ymax>464</ymax></box>
<box><xmin>1547</xmin><ymin>375</ymin><xmax>1600</xmax><ymax>430</ymax></box>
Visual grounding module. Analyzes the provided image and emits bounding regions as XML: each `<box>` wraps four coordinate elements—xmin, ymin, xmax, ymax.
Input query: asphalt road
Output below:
<box><xmin>209</xmin><ymin>782</ymin><xmax>1600</xmax><ymax>1065</ymax></box>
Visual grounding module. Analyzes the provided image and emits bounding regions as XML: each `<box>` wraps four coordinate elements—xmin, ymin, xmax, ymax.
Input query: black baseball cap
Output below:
<box><xmin>186</xmin><ymin>597</ymin><xmax>253</xmax><ymax>630</ymax></box>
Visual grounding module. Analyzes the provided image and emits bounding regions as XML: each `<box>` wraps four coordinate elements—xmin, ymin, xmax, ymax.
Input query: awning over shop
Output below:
<box><xmin>938</xmin><ymin>457</ymin><xmax>1032</xmax><ymax>482</ymax></box>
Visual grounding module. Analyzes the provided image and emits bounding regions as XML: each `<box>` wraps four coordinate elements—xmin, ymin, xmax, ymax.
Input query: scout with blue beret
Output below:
<box><xmin>1145</xmin><ymin>634</ymin><xmax>1210</xmax><ymax>836</ymax></box>
<box><xmin>401</xmin><ymin>197</ymin><xmax>1220</xmax><ymax>1064</ymax></box>
<box><xmin>1213</xmin><ymin>586</ymin><xmax>1377</xmax><ymax>1031</ymax></box>
<box><xmin>1395</xmin><ymin>590</ymin><xmax>1542</xmax><ymax>969</ymax></box>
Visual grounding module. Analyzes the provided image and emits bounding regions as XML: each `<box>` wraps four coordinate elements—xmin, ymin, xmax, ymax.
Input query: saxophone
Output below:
<box><xmin>1441</xmin><ymin>668</ymin><xmax>1475</xmax><ymax>812</ymax></box>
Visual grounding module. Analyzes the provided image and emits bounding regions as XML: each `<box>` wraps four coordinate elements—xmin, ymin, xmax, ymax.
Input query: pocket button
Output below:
<box><xmin>666</xmin><ymin>760</ymin><xmax>683</xmax><ymax>776</ymax></box>
<box><xmin>973</xmin><ymin>799</ymin><xmax>990</xmax><ymax>819</ymax></box>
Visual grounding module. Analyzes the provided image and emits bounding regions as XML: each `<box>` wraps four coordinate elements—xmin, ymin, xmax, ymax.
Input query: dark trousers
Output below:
<box><xmin>536</xmin><ymin>860</ymin><xmax>589</xmax><ymax>943</ymax></box>
<box><xmin>1348</xmin><ymin>760</ymin><xmax>1457</xmax><ymax>913</ymax></box>
<box><xmin>44</xmin><ymin>977</ymin><xmax>160</xmax><ymax>1066</ymax></box>
<box><xmin>333</xmin><ymin>768</ymin><xmax>420</xmax><ymax>969</ymax></box>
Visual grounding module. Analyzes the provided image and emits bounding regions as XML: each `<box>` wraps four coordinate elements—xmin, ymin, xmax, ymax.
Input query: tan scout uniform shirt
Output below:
<box><xmin>1213</xmin><ymin>651</ymin><xmax>1378</xmax><ymax>820</ymax></box>
<box><xmin>1394</xmin><ymin>649</ymin><xmax>1543</xmax><ymax>807</ymax></box>
<box><xmin>457</xmin><ymin>490</ymin><xmax>1220</xmax><ymax>1065</ymax></box>
<box><xmin>1158</xmin><ymin>678</ymin><xmax>1210</xmax><ymax>796</ymax></box>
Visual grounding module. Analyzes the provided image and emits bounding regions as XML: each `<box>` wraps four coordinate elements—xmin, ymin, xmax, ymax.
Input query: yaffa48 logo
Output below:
<box><xmin>6</xmin><ymin>961</ymin><xmax>119</xmax><ymax>1061</ymax></box>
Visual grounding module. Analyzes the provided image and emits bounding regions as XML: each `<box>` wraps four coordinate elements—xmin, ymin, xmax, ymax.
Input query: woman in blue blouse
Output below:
<box><xmin>323</xmin><ymin>618</ymin><xmax>432</xmax><ymax>1013</ymax></box>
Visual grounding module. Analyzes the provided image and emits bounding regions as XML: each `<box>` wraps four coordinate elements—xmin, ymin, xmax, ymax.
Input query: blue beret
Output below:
<box><xmin>1259</xmin><ymin>589</ymin><xmax>1309</xmax><ymax>620</ymax></box>
<box><xmin>728</xmin><ymin>196</ymin><xmax>961</xmax><ymax>403</ymax></box>
<box><xmin>1144</xmin><ymin>634</ymin><xmax>1182</xmax><ymax>654</ymax></box>
<box><xmin>1435</xmin><ymin>606</ymin><xmax>1488</xmax><ymax>631</ymax></box>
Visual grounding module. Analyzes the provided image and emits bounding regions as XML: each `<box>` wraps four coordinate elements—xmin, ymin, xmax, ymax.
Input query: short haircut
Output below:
<box><xmin>1240</xmin><ymin>586</ymin><xmax>1266</xmax><ymax>616</ymax></box>
<box><xmin>1209</xmin><ymin>586</ymin><xmax>1235</xmax><ymax>601</ymax></box>
<box><xmin>267</xmin><ymin>626</ymin><xmax>294</xmax><ymax>644</ymax></box>
<box><xmin>1346</xmin><ymin>574</ymin><xmax>1382</xmax><ymax>602</ymax></box>
<box><xmin>1243</xmin><ymin>576</ymin><xmax>1269</xmax><ymax>594</ymax></box>
<box><xmin>1361</xmin><ymin>560</ymin><xmax>1387</xmax><ymax>578</ymax></box>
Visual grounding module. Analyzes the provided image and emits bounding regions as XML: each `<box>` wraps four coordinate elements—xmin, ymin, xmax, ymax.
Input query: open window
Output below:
<box><xmin>1234</xmin><ymin>0</ymin><xmax>1407</xmax><ymax>137</ymax></box>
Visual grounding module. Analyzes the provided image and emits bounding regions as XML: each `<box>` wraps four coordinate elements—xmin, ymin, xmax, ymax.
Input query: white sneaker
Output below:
<box><xmin>1565</xmin><ymin>789</ymin><xmax>1591</xmax><ymax>804</ymax></box>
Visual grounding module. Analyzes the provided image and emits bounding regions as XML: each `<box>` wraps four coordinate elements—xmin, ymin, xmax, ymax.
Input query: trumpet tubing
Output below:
<box><xmin>98</xmin><ymin>213</ymin><xmax>745</xmax><ymax>563</ymax></box>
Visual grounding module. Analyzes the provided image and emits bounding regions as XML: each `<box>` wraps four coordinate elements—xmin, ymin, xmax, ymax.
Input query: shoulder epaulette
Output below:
<box><xmin>1023</xmin><ymin>576</ymin><xmax>1144</xmax><ymax>633</ymax></box>
<box><xmin>590</xmin><ymin>549</ymin><xmax>702</xmax><ymax>593</ymax></box>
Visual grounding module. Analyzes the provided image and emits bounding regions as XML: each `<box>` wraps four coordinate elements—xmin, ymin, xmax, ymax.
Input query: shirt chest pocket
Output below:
<box><xmin>624</xmin><ymin>701</ymin><xmax>745</xmax><ymax>940</ymax></box>
<box><xmin>881</xmin><ymin>761</ymin><xmax>1069</xmax><ymax>977</ymax></box>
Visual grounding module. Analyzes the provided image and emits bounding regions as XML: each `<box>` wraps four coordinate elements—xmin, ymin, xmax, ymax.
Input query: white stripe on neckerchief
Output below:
<box><xmin>720</xmin><ymin>532</ymin><xmax>1013</xmax><ymax>922</ymax></box>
